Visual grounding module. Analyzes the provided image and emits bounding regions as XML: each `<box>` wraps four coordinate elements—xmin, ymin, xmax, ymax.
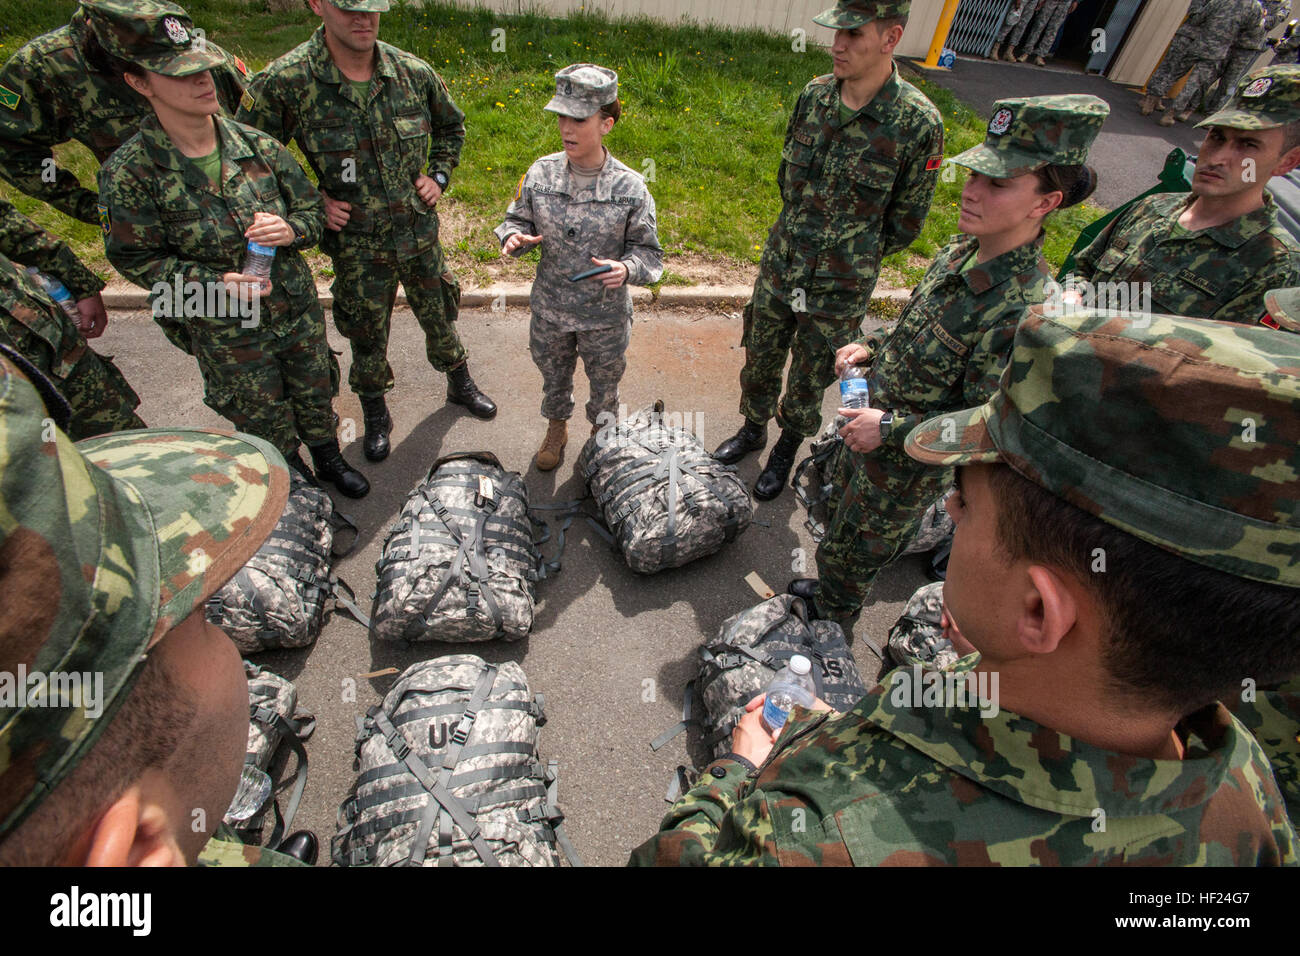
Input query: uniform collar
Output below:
<box><xmin>138</xmin><ymin>113</ymin><xmax>253</xmax><ymax>184</ymax></box>
<box><xmin>819</xmin><ymin>63</ymin><xmax>902</xmax><ymax>124</ymax></box>
<box><xmin>1168</xmin><ymin>191</ymin><xmax>1281</xmax><ymax>248</ymax></box>
<box><xmin>945</xmin><ymin>232</ymin><xmax>1048</xmax><ymax>294</ymax></box>
<box><xmin>855</xmin><ymin>672</ymin><xmax>1247</xmax><ymax>818</ymax></box>
<box><xmin>307</xmin><ymin>26</ymin><xmax>397</xmax><ymax>98</ymax></box>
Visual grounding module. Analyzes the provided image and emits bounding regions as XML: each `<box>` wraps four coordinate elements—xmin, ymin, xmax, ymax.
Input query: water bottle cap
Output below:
<box><xmin>789</xmin><ymin>655</ymin><xmax>811</xmax><ymax>675</ymax></box>
<box><xmin>246</xmin><ymin>241</ymin><xmax>276</xmax><ymax>255</ymax></box>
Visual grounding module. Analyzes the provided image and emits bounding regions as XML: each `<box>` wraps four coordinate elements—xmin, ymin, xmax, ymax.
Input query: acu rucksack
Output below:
<box><xmin>205</xmin><ymin>471</ymin><xmax>367</xmax><ymax>653</ymax></box>
<box><xmin>577</xmin><ymin>401</ymin><xmax>752</xmax><ymax>574</ymax></box>
<box><xmin>654</xmin><ymin>594</ymin><xmax>869</xmax><ymax>762</ymax></box>
<box><xmin>332</xmin><ymin>654</ymin><xmax>580</xmax><ymax>867</ymax></box>
<box><xmin>370</xmin><ymin>453</ymin><xmax>560</xmax><ymax>643</ymax></box>
<box><xmin>222</xmin><ymin>661</ymin><xmax>315</xmax><ymax>849</ymax></box>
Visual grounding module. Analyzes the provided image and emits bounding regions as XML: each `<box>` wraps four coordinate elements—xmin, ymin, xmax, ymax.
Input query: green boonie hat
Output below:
<box><xmin>905</xmin><ymin>309</ymin><xmax>1300</xmax><ymax>587</ymax></box>
<box><xmin>950</xmin><ymin>94</ymin><xmax>1109</xmax><ymax>178</ymax></box>
<box><xmin>544</xmin><ymin>63</ymin><xmax>618</xmax><ymax>119</ymax></box>
<box><xmin>0</xmin><ymin>354</ymin><xmax>289</xmax><ymax>841</ymax></box>
<box><xmin>325</xmin><ymin>0</ymin><xmax>390</xmax><ymax>11</ymax></box>
<box><xmin>1263</xmin><ymin>287</ymin><xmax>1300</xmax><ymax>332</ymax></box>
<box><xmin>813</xmin><ymin>0</ymin><xmax>911</xmax><ymax>28</ymax></box>
<box><xmin>81</xmin><ymin>0</ymin><xmax>224</xmax><ymax>76</ymax></box>
<box><xmin>1199</xmin><ymin>64</ymin><xmax>1300</xmax><ymax>130</ymax></box>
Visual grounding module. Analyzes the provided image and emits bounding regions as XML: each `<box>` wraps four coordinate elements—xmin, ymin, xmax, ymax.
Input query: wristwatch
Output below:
<box><xmin>879</xmin><ymin>411</ymin><xmax>895</xmax><ymax>442</ymax></box>
<box><xmin>432</xmin><ymin>171</ymin><xmax>449</xmax><ymax>189</ymax></box>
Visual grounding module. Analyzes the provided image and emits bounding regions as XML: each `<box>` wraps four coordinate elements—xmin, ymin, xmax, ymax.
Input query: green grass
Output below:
<box><xmin>0</xmin><ymin>0</ymin><xmax>1101</xmax><ymax>286</ymax></box>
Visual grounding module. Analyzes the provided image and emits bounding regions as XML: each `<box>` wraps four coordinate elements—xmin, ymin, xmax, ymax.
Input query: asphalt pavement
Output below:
<box><xmin>906</xmin><ymin>56</ymin><xmax>1206</xmax><ymax>210</ymax></box>
<box><xmin>98</xmin><ymin>301</ymin><xmax>930</xmax><ymax>867</ymax></box>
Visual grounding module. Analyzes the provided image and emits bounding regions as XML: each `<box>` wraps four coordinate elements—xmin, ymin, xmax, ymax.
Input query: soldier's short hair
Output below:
<box><xmin>1283</xmin><ymin>119</ymin><xmax>1300</xmax><ymax>153</ymax></box>
<box><xmin>983</xmin><ymin>463</ymin><xmax>1300</xmax><ymax>715</ymax></box>
<box><xmin>876</xmin><ymin>14</ymin><xmax>909</xmax><ymax>31</ymax></box>
<box><xmin>0</xmin><ymin>648</ymin><xmax>195</xmax><ymax>866</ymax></box>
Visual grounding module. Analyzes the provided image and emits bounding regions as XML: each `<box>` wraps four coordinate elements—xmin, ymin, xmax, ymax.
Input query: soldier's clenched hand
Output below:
<box><xmin>243</xmin><ymin>211</ymin><xmax>295</xmax><ymax>248</ymax></box>
<box><xmin>838</xmin><ymin>405</ymin><xmax>886</xmax><ymax>453</ymax></box>
<box><xmin>587</xmin><ymin>256</ymin><xmax>628</xmax><ymax>289</ymax></box>
<box><xmin>415</xmin><ymin>174</ymin><xmax>443</xmax><ymax>206</ymax></box>
<box><xmin>835</xmin><ymin>342</ymin><xmax>871</xmax><ymax>375</ymax></box>
<box><xmin>320</xmin><ymin>189</ymin><xmax>352</xmax><ymax>231</ymax></box>
<box><xmin>501</xmin><ymin>232</ymin><xmax>542</xmax><ymax>256</ymax></box>
<box><xmin>76</xmin><ymin>293</ymin><xmax>108</xmax><ymax>339</ymax></box>
<box><xmin>222</xmin><ymin>272</ymin><xmax>270</xmax><ymax>301</ymax></box>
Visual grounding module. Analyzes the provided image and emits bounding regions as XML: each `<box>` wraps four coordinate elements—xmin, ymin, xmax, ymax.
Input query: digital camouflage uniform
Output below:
<box><xmin>1207</xmin><ymin>0</ymin><xmax>1271</xmax><ymax>114</ymax></box>
<box><xmin>0</xmin><ymin>198</ymin><xmax>143</xmax><ymax>438</ymax></box>
<box><xmin>99</xmin><ymin>114</ymin><xmax>335</xmax><ymax>459</ymax></box>
<box><xmin>1070</xmin><ymin>192</ymin><xmax>1299</xmax><ymax>325</ymax></box>
<box><xmin>631</xmin><ymin>309</ymin><xmax>1300</xmax><ymax>867</ymax></box>
<box><xmin>1147</xmin><ymin>0</ymin><xmax>1263</xmax><ymax>108</ymax></box>
<box><xmin>496</xmin><ymin>149</ymin><xmax>663</xmax><ymax>423</ymax></box>
<box><xmin>738</xmin><ymin>64</ymin><xmax>943</xmax><ymax>439</ymax></box>
<box><xmin>1019</xmin><ymin>0</ymin><xmax>1074</xmax><ymax>59</ymax></box>
<box><xmin>237</xmin><ymin>26</ymin><xmax>469</xmax><ymax>398</ymax></box>
<box><xmin>0</xmin><ymin>351</ymin><xmax>303</xmax><ymax>866</ymax></box>
<box><xmin>0</xmin><ymin>1</ymin><xmax>247</xmax><ymax>225</ymax></box>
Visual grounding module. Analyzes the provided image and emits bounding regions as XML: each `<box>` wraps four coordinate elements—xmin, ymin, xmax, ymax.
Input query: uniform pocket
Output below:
<box><xmin>300</xmin><ymin>120</ymin><xmax>358</xmax><ymax>155</ymax></box>
<box><xmin>441</xmin><ymin>271</ymin><xmax>461</xmax><ymax>320</ymax></box>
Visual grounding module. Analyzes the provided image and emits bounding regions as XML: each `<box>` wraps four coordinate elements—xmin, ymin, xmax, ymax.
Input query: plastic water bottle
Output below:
<box><xmin>241</xmin><ymin>241</ymin><xmax>276</xmax><ymax>281</ymax></box>
<box><xmin>26</xmin><ymin>267</ymin><xmax>80</xmax><ymax>321</ymax></box>
<box><xmin>224</xmin><ymin>765</ymin><xmax>272</xmax><ymax>822</ymax></box>
<box><xmin>761</xmin><ymin>654</ymin><xmax>816</xmax><ymax>735</ymax></box>
<box><xmin>839</xmin><ymin>364</ymin><xmax>870</xmax><ymax>409</ymax></box>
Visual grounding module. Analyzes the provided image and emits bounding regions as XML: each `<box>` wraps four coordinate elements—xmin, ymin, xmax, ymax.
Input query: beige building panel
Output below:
<box><xmin>1108</xmin><ymin>0</ymin><xmax>1190</xmax><ymax>87</ymax></box>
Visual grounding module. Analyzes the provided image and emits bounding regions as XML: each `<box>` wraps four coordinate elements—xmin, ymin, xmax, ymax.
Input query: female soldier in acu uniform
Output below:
<box><xmin>787</xmin><ymin>95</ymin><xmax>1109</xmax><ymax>627</ymax></box>
<box><xmin>97</xmin><ymin>32</ymin><xmax>369</xmax><ymax>497</ymax></box>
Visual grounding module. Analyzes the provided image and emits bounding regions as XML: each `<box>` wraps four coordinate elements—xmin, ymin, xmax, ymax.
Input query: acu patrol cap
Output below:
<box><xmin>0</xmin><ymin>353</ymin><xmax>289</xmax><ymax>842</ymax></box>
<box><xmin>950</xmin><ymin>94</ymin><xmax>1109</xmax><ymax>178</ymax></box>
<box><xmin>82</xmin><ymin>0</ymin><xmax>225</xmax><ymax>76</ymax></box>
<box><xmin>323</xmin><ymin>0</ymin><xmax>391</xmax><ymax>11</ymax></box>
<box><xmin>905</xmin><ymin>309</ymin><xmax>1300</xmax><ymax>588</ymax></box>
<box><xmin>544</xmin><ymin>63</ymin><xmax>618</xmax><ymax>119</ymax></box>
<box><xmin>1262</xmin><ymin>286</ymin><xmax>1300</xmax><ymax>332</ymax></box>
<box><xmin>813</xmin><ymin>0</ymin><xmax>911</xmax><ymax>28</ymax></box>
<box><xmin>1199</xmin><ymin>64</ymin><xmax>1300</xmax><ymax>130</ymax></box>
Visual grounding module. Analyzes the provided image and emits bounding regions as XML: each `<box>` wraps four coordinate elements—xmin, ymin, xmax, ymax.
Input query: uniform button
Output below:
<box><xmin>710</xmin><ymin>766</ymin><xmax>728</xmax><ymax>779</ymax></box>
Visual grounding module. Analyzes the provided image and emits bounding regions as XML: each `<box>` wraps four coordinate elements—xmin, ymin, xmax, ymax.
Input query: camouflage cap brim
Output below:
<box><xmin>328</xmin><ymin>0</ymin><xmax>390</xmax><ymax>10</ymax></box>
<box><xmin>78</xmin><ymin>428</ymin><xmax>290</xmax><ymax>639</ymax></box>
<box><xmin>906</xmin><ymin>308</ymin><xmax>1300</xmax><ymax>588</ymax></box>
<box><xmin>813</xmin><ymin>6</ymin><xmax>874</xmax><ymax>27</ymax></box>
<box><xmin>134</xmin><ymin>44</ymin><xmax>227</xmax><ymax>77</ymax></box>
<box><xmin>544</xmin><ymin>93</ymin><xmax>599</xmax><ymax>118</ymax></box>
<box><xmin>1196</xmin><ymin>108</ymin><xmax>1285</xmax><ymax>130</ymax></box>
<box><xmin>947</xmin><ymin>143</ymin><xmax>1044</xmax><ymax>178</ymax></box>
<box><xmin>1263</xmin><ymin>287</ymin><xmax>1300</xmax><ymax>332</ymax></box>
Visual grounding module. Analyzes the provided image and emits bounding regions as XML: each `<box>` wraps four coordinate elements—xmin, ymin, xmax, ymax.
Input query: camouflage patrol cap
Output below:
<box><xmin>950</xmin><ymin>95</ymin><xmax>1109</xmax><ymax>178</ymax></box>
<box><xmin>0</xmin><ymin>354</ymin><xmax>289</xmax><ymax>841</ymax></box>
<box><xmin>544</xmin><ymin>63</ymin><xmax>618</xmax><ymax>119</ymax></box>
<box><xmin>1263</xmin><ymin>286</ymin><xmax>1300</xmax><ymax>332</ymax></box>
<box><xmin>905</xmin><ymin>310</ymin><xmax>1300</xmax><ymax>587</ymax></box>
<box><xmin>81</xmin><ymin>0</ymin><xmax>224</xmax><ymax>76</ymax></box>
<box><xmin>324</xmin><ymin>0</ymin><xmax>391</xmax><ymax>10</ymax></box>
<box><xmin>1199</xmin><ymin>64</ymin><xmax>1300</xmax><ymax>130</ymax></box>
<box><xmin>813</xmin><ymin>0</ymin><xmax>911</xmax><ymax>28</ymax></box>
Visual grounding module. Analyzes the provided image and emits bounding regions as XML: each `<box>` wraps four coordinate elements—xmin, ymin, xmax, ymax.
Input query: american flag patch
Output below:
<box><xmin>925</xmin><ymin>155</ymin><xmax>943</xmax><ymax>171</ymax></box>
<box><xmin>1261</xmin><ymin>313</ymin><xmax>1281</xmax><ymax>330</ymax></box>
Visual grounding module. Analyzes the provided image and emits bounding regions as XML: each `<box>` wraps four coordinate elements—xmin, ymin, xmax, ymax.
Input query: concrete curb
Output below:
<box><xmin>100</xmin><ymin>282</ymin><xmax>914</xmax><ymax>311</ymax></box>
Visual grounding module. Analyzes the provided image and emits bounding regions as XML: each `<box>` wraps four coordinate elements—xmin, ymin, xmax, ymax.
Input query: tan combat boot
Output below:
<box><xmin>988</xmin><ymin>42</ymin><xmax>1002</xmax><ymax>60</ymax></box>
<box><xmin>536</xmin><ymin>419</ymin><xmax>568</xmax><ymax>471</ymax></box>
<box><xmin>1138</xmin><ymin>93</ymin><xmax>1156</xmax><ymax>115</ymax></box>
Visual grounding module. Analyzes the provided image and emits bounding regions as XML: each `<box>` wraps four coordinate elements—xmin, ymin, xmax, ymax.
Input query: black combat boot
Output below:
<box><xmin>277</xmin><ymin>830</ymin><xmax>319</xmax><ymax>865</ymax></box>
<box><xmin>360</xmin><ymin>395</ymin><xmax>392</xmax><ymax>462</ymax></box>
<box><xmin>786</xmin><ymin>578</ymin><xmax>823</xmax><ymax>619</ymax></box>
<box><xmin>308</xmin><ymin>437</ymin><xmax>370</xmax><ymax>498</ymax></box>
<box><xmin>713</xmin><ymin>418</ymin><xmax>767</xmax><ymax>464</ymax></box>
<box><xmin>284</xmin><ymin>448</ymin><xmax>318</xmax><ymax>485</ymax></box>
<box><xmin>753</xmin><ymin>430</ymin><xmax>802</xmax><ymax>501</ymax></box>
<box><xmin>446</xmin><ymin>361</ymin><xmax>497</xmax><ymax>419</ymax></box>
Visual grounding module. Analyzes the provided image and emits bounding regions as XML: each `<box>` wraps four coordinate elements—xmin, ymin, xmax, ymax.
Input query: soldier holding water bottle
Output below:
<box><xmin>786</xmin><ymin>95</ymin><xmax>1108</xmax><ymax>628</ymax></box>
<box><xmin>96</xmin><ymin>33</ymin><xmax>369</xmax><ymax>497</ymax></box>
